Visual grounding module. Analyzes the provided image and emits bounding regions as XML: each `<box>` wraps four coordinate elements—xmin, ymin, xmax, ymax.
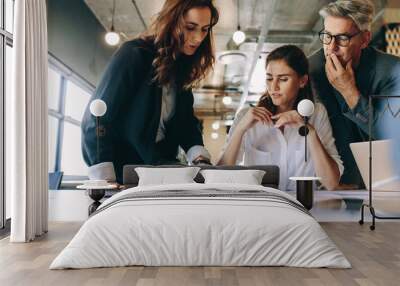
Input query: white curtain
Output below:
<box><xmin>10</xmin><ymin>0</ymin><xmax>48</xmax><ymax>242</ymax></box>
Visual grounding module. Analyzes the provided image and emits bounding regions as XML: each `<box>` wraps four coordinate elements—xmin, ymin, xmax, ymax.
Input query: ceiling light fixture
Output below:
<box><xmin>211</xmin><ymin>132</ymin><xmax>219</xmax><ymax>140</ymax></box>
<box><xmin>218</xmin><ymin>52</ymin><xmax>247</xmax><ymax>65</ymax></box>
<box><xmin>212</xmin><ymin>121</ymin><xmax>220</xmax><ymax>130</ymax></box>
<box><xmin>105</xmin><ymin>0</ymin><xmax>120</xmax><ymax>46</ymax></box>
<box><xmin>233</xmin><ymin>30</ymin><xmax>245</xmax><ymax>46</ymax></box>
<box><xmin>232</xmin><ymin>0</ymin><xmax>246</xmax><ymax>45</ymax></box>
<box><xmin>222</xmin><ymin>96</ymin><xmax>233</xmax><ymax>105</ymax></box>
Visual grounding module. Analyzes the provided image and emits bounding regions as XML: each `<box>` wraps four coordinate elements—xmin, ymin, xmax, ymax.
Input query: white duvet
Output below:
<box><xmin>50</xmin><ymin>183</ymin><xmax>350</xmax><ymax>269</ymax></box>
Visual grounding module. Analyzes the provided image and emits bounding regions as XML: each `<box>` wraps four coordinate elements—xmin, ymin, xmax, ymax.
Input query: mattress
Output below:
<box><xmin>50</xmin><ymin>183</ymin><xmax>350</xmax><ymax>269</ymax></box>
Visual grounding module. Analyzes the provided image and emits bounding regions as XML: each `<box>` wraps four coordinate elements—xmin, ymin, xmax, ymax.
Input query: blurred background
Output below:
<box><xmin>49</xmin><ymin>0</ymin><xmax>400</xmax><ymax>173</ymax></box>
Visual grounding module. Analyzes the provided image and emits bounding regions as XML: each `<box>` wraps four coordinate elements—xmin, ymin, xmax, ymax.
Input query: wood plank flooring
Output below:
<box><xmin>1</xmin><ymin>222</ymin><xmax>400</xmax><ymax>286</ymax></box>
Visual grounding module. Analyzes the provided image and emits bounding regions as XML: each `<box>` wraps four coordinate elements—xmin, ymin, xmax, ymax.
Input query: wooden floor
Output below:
<box><xmin>1</xmin><ymin>222</ymin><xmax>400</xmax><ymax>286</ymax></box>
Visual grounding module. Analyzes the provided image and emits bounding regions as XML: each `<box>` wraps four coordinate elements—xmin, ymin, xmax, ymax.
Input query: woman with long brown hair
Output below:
<box><xmin>218</xmin><ymin>45</ymin><xmax>343</xmax><ymax>191</ymax></box>
<box><xmin>82</xmin><ymin>0</ymin><xmax>219</xmax><ymax>183</ymax></box>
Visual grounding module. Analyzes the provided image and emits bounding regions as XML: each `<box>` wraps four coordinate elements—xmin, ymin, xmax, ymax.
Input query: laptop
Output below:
<box><xmin>350</xmin><ymin>139</ymin><xmax>400</xmax><ymax>191</ymax></box>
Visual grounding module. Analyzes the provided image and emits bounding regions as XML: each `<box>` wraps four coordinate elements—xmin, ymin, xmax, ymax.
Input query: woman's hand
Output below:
<box><xmin>108</xmin><ymin>182</ymin><xmax>121</xmax><ymax>189</ymax></box>
<box><xmin>236</xmin><ymin>107</ymin><xmax>273</xmax><ymax>132</ymax></box>
<box><xmin>271</xmin><ymin>110</ymin><xmax>304</xmax><ymax>128</ymax></box>
<box><xmin>192</xmin><ymin>155</ymin><xmax>211</xmax><ymax>165</ymax></box>
<box><xmin>217</xmin><ymin>107</ymin><xmax>272</xmax><ymax>166</ymax></box>
<box><xmin>272</xmin><ymin>110</ymin><xmax>317</xmax><ymax>135</ymax></box>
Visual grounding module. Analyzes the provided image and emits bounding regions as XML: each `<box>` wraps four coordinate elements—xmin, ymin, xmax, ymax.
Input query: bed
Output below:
<box><xmin>50</xmin><ymin>165</ymin><xmax>350</xmax><ymax>269</ymax></box>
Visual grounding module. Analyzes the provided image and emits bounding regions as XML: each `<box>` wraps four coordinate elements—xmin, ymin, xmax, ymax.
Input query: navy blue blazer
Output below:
<box><xmin>81</xmin><ymin>38</ymin><xmax>204</xmax><ymax>182</ymax></box>
<box><xmin>309</xmin><ymin>47</ymin><xmax>400</xmax><ymax>186</ymax></box>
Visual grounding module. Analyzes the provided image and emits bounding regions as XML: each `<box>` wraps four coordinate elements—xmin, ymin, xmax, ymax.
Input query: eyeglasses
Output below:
<box><xmin>318</xmin><ymin>30</ymin><xmax>362</xmax><ymax>47</ymax></box>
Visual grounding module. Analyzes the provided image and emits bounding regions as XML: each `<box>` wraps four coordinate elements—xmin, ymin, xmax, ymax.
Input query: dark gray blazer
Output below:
<box><xmin>309</xmin><ymin>47</ymin><xmax>400</xmax><ymax>185</ymax></box>
<box><xmin>81</xmin><ymin>38</ymin><xmax>204</xmax><ymax>182</ymax></box>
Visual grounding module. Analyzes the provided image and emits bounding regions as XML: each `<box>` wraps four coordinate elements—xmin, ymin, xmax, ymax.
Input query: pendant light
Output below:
<box><xmin>232</xmin><ymin>0</ymin><xmax>246</xmax><ymax>45</ymax></box>
<box><xmin>105</xmin><ymin>0</ymin><xmax>120</xmax><ymax>46</ymax></box>
<box><xmin>222</xmin><ymin>95</ymin><xmax>233</xmax><ymax>105</ymax></box>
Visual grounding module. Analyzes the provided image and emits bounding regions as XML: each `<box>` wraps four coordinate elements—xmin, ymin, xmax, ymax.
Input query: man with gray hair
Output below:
<box><xmin>309</xmin><ymin>0</ymin><xmax>400</xmax><ymax>188</ymax></box>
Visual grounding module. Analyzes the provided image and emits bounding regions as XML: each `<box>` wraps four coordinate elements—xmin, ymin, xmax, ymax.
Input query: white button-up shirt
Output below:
<box><xmin>156</xmin><ymin>85</ymin><xmax>210</xmax><ymax>163</ymax></box>
<box><xmin>156</xmin><ymin>85</ymin><xmax>176</xmax><ymax>143</ymax></box>
<box><xmin>225</xmin><ymin>103</ymin><xmax>344</xmax><ymax>191</ymax></box>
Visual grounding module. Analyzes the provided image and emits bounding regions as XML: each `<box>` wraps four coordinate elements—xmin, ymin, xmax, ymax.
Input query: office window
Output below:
<box><xmin>47</xmin><ymin>59</ymin><xmax>94</xmax><ymax>177</ymax></box>
<box><xmin>47</xmin><ymin>66</ymin><xmax>61</xmax><ymax>174</ymax></box>
<box><xmin>2</xmin><ymin>0</ymin><xmax>14</xmax><ymax>229</ymax></box>
<box><xmin>48</xmin><ymin>67</ymin><xmax>61</xmax><ymax>110</ymax></box>
<box><xmin>5</xmin><ymin>45</ymin><xmax>13</xmax><ymax>112</ymax></box>
<box><xmin>65</xmin><ymin>81</ymin><xmax>90</xmax><ymax>122</ymax></box>
<box><xmin>48</xmin><ymin>116</ymin><xmax>58</xmax><ymax>172</ymax></box>
<box><xmin>5</xmin><ymin>44</ymin><xmax>12</xmax><ymax>219</ymax></box>
<box><xmin>5</xmin><ymin>0</ymin><xmax>14</xmax><ymax>33</ymax></box>
<box><xmin>4</xmin><ymin>44</ymin><xmax>11</xmax><ymax>221</ymax></box>
<box><xmin>61</xmin><ymin>77</ymin><xmax>92</xmax><ymax>176</ymax></box>
<box><xmin>61</xmin><ymin>122</ymin><xmax>88</xmax><ymax>175</ymax></box>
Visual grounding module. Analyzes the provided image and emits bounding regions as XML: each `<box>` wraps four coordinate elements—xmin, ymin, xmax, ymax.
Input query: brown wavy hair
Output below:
<box><xmin>257</xmin><ymin>45</ymin><xmax>314</xmax><ymax>114</ymax></box>
<box><xmin>141</xmin><ymin>0</ymin><xmax>219</xmax><ymax>89</ymax></box>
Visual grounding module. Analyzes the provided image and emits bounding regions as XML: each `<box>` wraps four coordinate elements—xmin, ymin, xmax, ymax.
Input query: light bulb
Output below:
<box><xmin>105</xmin><ymin>31</ymin><xmax>120</xmax><ymax>46</ymax></box>
<box><xmin>212</xmin><ymin>121</ymin><xmax>220</xmax><ymax>130</ymax></box>
<box><xmin>90</xmin><ymin>99</ymin><xmax>107</xmax><ymax>117</ymax></box>
<box><xmin>211</xmin><ymin>132</ymin><xmax>219</xmax><ymax>140</ymax></box>
<box><xmin>222</xmin><ymin>96</ymin><xmax>232</xmax><ymax>105</ymax></box>
<box><xmin>232</xmin><ymin>30</ymin><xmax>246</xmax><ymax>45</ymax></box>
<box><xmin>297</xmin><ymin>99</ymin><xmax>314</xmax><ymax>117</ymax></box>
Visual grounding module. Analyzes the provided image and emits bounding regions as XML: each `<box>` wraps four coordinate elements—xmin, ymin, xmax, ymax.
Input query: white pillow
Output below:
<box><xmin>135</xmin><ymin>167</ymin><xmax>201</xmax><ymax>186</ymax></box>
<box><xmin>200</xmin><ymin>169</ymin><xmax>266</xmax><ymax>185</ymax></box>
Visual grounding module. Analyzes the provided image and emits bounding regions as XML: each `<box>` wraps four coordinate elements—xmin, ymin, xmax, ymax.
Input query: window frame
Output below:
<box><xmin>1</xmin><ymin>0</ymin><xmax>95</xmax><ymax>232</ymax></box>
<box><xmin>1</xmin><ymin>0</ymin><xmax>14</xmax><ymax>231</ymax></box>
<box><xmin>47</xmin><ymin>53</ymin><xmax>95</xmax><ymax>175</ymax></box>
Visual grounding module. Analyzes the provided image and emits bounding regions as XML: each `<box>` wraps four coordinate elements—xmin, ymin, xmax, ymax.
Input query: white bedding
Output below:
<box><xmin>50</xmin><ymin>183</ymin><xmax>350</xmax><ymax>269</ymax></box>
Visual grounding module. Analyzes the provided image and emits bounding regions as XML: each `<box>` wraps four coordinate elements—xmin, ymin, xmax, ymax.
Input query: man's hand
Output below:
<box><xmin>325</xmin><ymin>54</ymin><xmax>360</xmax><ymax>109</ymax></box>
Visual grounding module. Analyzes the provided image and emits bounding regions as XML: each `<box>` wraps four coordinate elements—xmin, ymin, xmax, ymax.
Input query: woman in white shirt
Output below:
<box><xmin>218</xmin><ymin>45</ymin><xmax>343</xmax><ymax>191</ymax></box>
